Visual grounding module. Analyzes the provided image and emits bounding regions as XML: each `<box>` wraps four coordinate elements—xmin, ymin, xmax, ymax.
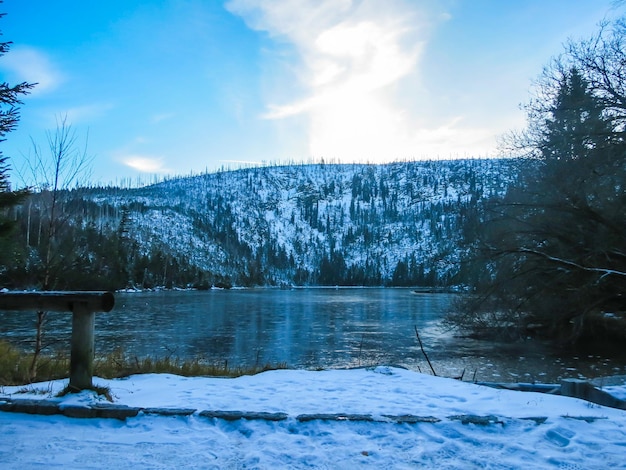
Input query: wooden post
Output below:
<box><xmin>69</xmin><ymin>304</ymin><xmax>96</xmax><ymax>391</ymax></box>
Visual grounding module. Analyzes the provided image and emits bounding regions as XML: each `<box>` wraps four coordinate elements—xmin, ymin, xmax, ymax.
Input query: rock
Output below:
<box><xmin>91</xmin><ymin>403</ymin><xmax>142</xmax><ymax>420</ymax></box>
<box><xmin>61</xmin><ymin>405</ymin><xmax>99</xmax><ymax>419</ymax></box>
<box><xmin>296</xmin><ymin>413</ymin><xmax>374</xmax><ymax>422</ymax></box>
<box><xmin>383</xmin><ymin>414</ymin><xmax>441</xmax><ymax>424</ymax></box>
<box><xmin>142</xmin><ymin>407</ymin><xmax>196</xmax><ymax>416</ymax></box>
<box><xmin>448</xmin><ymin>414</ymin><xmax>504</xmax><ymax>425</ymax></box>
<box><xmin>199</xmin><ymin>410</ymin><xmax>288</xmax><ymax>421</ymax></box>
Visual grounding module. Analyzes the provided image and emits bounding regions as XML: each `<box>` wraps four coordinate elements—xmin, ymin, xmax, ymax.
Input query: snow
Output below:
<box><xmin>2</xmin><ymin>366</ymin><xmax>626</xmax><ymax>469</ymax></box>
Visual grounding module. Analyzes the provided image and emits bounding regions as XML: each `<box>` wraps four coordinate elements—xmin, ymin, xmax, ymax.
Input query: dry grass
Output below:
<box><xmin>0</xmin><ymin>340</ymin><xmax>70</xmax><ymax>385</ymax></box>
<box><xmin>0</xmin><ymin>340</ymin><xmax>288</xmax><ymax>386</ymax></box>
<box><xmin>93</xmin><ymin>348</ymin><xmax>287</xmax><ymax>379</ymax></box>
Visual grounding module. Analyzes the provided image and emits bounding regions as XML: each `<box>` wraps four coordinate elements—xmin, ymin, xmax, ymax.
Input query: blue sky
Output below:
<box><xmin>0</xmin><ymin>0</ymin><xmax>618</xmax><ymax>186</ymax></box>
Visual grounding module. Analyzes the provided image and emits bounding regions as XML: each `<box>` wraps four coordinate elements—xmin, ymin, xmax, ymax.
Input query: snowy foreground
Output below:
<box><xmin>1</xmin><ymin>367</ymin><xmax>626</xmax><ymax>469</ymax></box>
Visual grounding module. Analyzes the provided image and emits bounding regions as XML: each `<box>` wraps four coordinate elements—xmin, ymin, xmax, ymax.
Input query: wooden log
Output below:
<box><xmin>0</xmin><ymin>291</ymin><xmax>114</xmax><ymax>313</ymax></box>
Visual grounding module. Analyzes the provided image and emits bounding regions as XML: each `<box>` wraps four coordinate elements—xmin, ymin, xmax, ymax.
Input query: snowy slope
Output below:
<box><xmin>79</xmin><ymin>159</ymin><xmax>520</xmax><ymax>287</ymax></box>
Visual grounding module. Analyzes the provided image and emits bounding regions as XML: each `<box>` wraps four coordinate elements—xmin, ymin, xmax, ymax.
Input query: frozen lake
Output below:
<box><xmin>1</xmin><ymin>288</ymin><xmax>625</xmax><ymax>382</ymax></box>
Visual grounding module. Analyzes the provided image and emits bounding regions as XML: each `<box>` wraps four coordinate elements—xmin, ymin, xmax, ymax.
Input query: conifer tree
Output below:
<box><xmin>455</xmin><ymin>61</ymin><xmax>626</xmax><ymax>343</ymax></box>
<box><xmin>0</xmin><ymin>8</ymin><xmax>34</xmax><ymax>269</ymax></box>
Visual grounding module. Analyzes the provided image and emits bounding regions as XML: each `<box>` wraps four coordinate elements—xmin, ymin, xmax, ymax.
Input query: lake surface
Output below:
<box><xmin>2</xmin><ymin>288</ymin><xmax>625</xmax><ymax>383</ymax></box>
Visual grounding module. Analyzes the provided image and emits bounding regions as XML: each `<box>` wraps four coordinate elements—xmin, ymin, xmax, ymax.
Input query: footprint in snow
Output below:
<box><xmin>545</xmin><ymin>427</ymin><xmax>575</xmax><ymax>448</ymax></box>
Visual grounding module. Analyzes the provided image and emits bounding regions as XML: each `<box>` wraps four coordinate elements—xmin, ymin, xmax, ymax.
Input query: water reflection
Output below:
<box><xmin>1</xmin><ymin>288</ymin><xmax>625</xmax><ymax>383</ymax></box>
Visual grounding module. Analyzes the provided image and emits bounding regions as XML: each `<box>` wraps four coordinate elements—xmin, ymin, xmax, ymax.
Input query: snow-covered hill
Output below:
<box><xmin>70</xmin><ymin>159</ymin><xmax>519</xmax><ymax>288</ymax></box>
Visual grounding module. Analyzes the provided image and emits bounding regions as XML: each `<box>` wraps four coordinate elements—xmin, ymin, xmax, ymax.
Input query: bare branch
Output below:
<box><xmin>515</xmin><ymin>248</ymin><xmax>626</xmax><ymax>279</ymax></box>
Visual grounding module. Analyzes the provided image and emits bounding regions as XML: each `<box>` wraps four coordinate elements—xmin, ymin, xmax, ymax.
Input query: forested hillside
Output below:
<box><xmin>2</xmin><ymin>159</ymin><xmax>520</xmax><ymax>290</ymax></box>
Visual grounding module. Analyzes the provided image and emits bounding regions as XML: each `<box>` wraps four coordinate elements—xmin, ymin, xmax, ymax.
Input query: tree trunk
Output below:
<box><xmin>28</xmin><ymin>310</ymin><xmax>46</xmax><ymax>381</ymax></box>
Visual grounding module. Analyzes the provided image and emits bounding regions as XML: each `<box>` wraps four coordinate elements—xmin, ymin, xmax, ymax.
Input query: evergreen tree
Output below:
<box><xmin>541</xmin><ymin>68</ymin><xmax>610</xmax><ymax>163</ymax></box>
<box><xmin>0</xmin><ymin>9</ymin><xmax>34</xmax><ymax>277</ymax></box>
<box><xmin>0</xmin><ymin>18</ymin><xmax>33</xmax><ymax>211</ymax></box>
<box><xmin>455</xmin><ymin>63</ymin><xmax>626</xmax><ymax>343</ymax></box>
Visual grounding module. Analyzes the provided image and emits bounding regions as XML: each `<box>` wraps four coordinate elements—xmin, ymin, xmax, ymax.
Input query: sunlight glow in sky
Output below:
<box><xmin>232</xmin><ymin>0</ymin><xmax>427</xmax><ymax>161</ymax></box>
<box><xmin>0</xmin><ymin>0</ymin><xmax>618</xmax><ymax>185</ymax></box>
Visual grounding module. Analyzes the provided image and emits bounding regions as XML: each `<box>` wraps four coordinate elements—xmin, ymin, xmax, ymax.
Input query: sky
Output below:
<box><xmin>0</xmin><ymin>0</ymin><xmax>620</xmax><ymax>187</ymax></box>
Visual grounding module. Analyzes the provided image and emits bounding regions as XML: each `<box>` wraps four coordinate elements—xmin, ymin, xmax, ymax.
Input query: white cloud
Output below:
<box><xmin>121</xmin><ymin>155</ymin><xmax>172</xmax><ymax>173</ymax></box>
<box><xmin>226</xmin><ymin>0</ymin><xmax>472</xmax><ymax>161</ymax></box>
<box><xmin>0</xmin><ymin>46</ymin><xmax>63</xmax><ymax>94</ymax></box>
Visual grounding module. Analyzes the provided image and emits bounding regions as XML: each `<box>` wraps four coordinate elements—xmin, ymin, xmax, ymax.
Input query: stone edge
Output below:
<box><xmin>0</xmin><ymin>399</ymin><xmax>558</xmax><ymax>424</ymax></box>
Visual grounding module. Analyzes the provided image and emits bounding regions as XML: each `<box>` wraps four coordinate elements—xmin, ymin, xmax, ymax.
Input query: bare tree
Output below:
<box><xmin>19</xmin><ymin>116</ymin><xmax>92</xmax><ymax>286</ymax></box>
<box><xmin>16</xmin><ymin>116</ymin><xmax>93</xmax><ymax>379</ymax></box>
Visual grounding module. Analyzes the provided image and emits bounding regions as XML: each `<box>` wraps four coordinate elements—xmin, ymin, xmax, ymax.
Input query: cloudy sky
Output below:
<box><xmin>0</xmin><ymin>0</ymin><xmax>618</xmax><ymax>186</ymax></box>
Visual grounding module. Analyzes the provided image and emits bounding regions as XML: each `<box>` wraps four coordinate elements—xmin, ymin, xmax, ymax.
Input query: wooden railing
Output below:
<box><xmin>0</xmin><ymin>291</ymin><xmax>115</xmax><ymax>391</ymax></box>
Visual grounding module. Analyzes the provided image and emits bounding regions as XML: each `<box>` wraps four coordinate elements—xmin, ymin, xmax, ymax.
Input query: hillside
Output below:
<box><xmin>11</xmin><ymin>159</ymin><xmax>521</xmax><ymax>289</ymax></box>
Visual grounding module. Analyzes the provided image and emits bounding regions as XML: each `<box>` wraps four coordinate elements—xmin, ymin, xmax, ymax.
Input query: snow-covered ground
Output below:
<box><xmin>1</xmin><ymin>367</ymin><xmax>625</xmax><ymax>469</ymax></box>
